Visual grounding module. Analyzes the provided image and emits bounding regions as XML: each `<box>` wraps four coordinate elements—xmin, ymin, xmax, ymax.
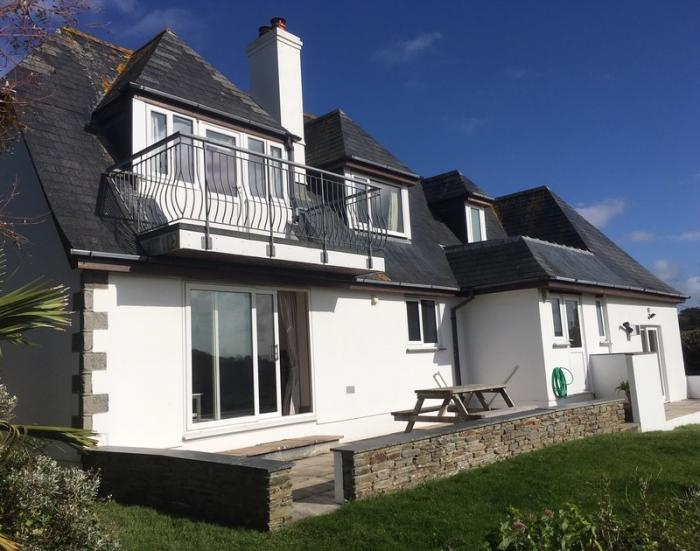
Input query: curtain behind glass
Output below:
<box><xmin>278</xmin><ymin>291</ymin><xmax>300</xmax><ymax>415</ymax></box>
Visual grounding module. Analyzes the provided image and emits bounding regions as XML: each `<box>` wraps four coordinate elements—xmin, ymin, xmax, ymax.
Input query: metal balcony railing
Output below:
<box><xmin>101</xmin><ymin>132</ymin><xmax>388</xmax><ymax>260</ymax></box>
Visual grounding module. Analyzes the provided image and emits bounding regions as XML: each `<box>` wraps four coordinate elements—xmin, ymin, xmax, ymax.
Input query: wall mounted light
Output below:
<box><xmin>621</xmin><ymin>321</ymin><xmax>634</xmax><ymax>340</ymax></box>
<box><xmin>371</xmin><ymin>295</ymin><xmax>379</xmax><ymax>306</ymax></box>
<box><xmin>647</xmin><ymin>307</ymin><xmax>656</xmax><ymax>320</ymax></box>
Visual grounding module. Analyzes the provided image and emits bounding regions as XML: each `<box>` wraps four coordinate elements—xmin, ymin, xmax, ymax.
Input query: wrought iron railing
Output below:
<box><xmin>101</xmin><ymin>133</ymin><xmax>388</xmax><ymax>258</ymax></box>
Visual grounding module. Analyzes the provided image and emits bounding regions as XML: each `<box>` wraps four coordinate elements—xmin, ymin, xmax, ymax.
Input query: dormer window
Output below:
<box><xmin>466</xmin><ymin>204</ymin><xmax>486</xmax><ymax>243</ymax></box>
<box><xmin>348</xmin><ymin>173</ymin><xmax>411</xmax><ymax>238</ymax></box>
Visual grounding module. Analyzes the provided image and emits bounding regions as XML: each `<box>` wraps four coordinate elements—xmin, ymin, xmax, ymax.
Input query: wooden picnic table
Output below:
<box><xmin>392</xmin><ymin>384</ymin><xmax>516</xmax><ymax>433</ymax></box>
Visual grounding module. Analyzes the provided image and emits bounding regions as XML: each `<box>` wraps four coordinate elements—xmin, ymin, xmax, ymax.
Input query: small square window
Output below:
<box><xmin>406</xmin><ymin>299</ymin><xmax>438</xmax><ymax>344</ymax></box>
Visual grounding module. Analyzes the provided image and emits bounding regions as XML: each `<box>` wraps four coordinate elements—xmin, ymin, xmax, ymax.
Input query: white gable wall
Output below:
<box><xmin>90</xmin><ymin>273</ymin><xmax>457</xmax><ymax>451</ymax></box>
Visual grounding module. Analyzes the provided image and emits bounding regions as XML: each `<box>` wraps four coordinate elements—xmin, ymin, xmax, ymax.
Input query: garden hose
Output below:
<box><xmin>552</xmin><ymin>367</ymin><xmax>574</xmax><ymax>398</ymax></box>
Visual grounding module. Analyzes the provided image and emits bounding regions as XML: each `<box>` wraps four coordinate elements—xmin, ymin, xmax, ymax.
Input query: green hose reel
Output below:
<box><xmin>552</xmin><ymin>367</ymin><xmax>574</xmax><ymax>398</ymax></box>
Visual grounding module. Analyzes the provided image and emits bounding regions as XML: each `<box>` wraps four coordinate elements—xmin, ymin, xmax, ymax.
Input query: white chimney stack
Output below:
<box><xmin>246</xmin><ymin>17</ymin><xmax>305</xmax><ymax>164</ymax></box>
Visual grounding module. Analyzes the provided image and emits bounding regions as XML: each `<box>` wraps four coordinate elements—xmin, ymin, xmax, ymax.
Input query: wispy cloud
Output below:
<box><xmin>504</xmin><ymin>67</ymin><xmax>543</xmax><ymax>80</ymax></box>
<box><xmin>575</xmin><ymin>198</ymin><xmax>625</xmax><ymax>229</ymax></box>
<box><xmin>373</xmin><ymin>32</ymin><xmax>443</xmax><ymax>64</ymax></box>
<box><xmin>671</xmin><ymin>230</ymin><xmax>700</xmax><ymax>241</ymax></box>
<box><xmin>106</xmin><ymin>0</ymin><xmax>138</xmax><ymax>14</ymax></box>
<box><xmin>653</xmin><ymin>259</ymin><xmax>682</xmax><ymax>282</ymax></box>
<box><xmin>626</xmin><ymin>230</ymin><xmax>655</xmax><ymax>242</ymax></box>
<box><xmin>121</xmin><ymin>7</ymin><xmax>192</xmax><ymax>38</ymax></box>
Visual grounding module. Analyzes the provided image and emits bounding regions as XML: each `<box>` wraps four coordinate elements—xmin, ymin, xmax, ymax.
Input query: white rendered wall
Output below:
<box><xmin>0</xmin><ymin>140</ymin><xmax>80</xmax><ymax>426</ymax></box>
<box><xmin>688</xmin><ymin>376</ymin><xmax>700</xmax><ymax>399</ymax></box>
<box><xmin>92</xmin><ymin>273</ymin><xmax>456</xmax><ymax>451</ymax></box>
<box><xmin>603</xmin><ymin>297</ymin><xmax>686</xmax><ymax>402</ymax></box>
<box><xmin>457</xmin><ymin>289</ymin><xmax>549</xmax><ymax>406</ymax></box>
<box><xmin>626</xmin><ymin>353</ymin><xmax>666</xmax><ymax>431</ymax></box>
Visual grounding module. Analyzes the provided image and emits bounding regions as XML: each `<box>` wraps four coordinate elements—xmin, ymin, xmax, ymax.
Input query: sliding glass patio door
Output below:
<box><xmin>189</xmin><ymin>287</ymin><xmax>281</xmax><ymax>425</ymax></box>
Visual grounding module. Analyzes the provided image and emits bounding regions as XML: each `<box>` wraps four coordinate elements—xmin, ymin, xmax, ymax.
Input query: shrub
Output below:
<box><xmin>0</xmin><ymin>449</ymin><xmax>119</xmax><ymax>551</ymax></box>
<box><xmin>0</xmin><ymin>382</ymin><xmax>16</xmax><ymax>420</ymax></box>
<box><xmin>485</xmin><ymin>478</ymin><xmax>700</xmax><ymax>550</ymax></box>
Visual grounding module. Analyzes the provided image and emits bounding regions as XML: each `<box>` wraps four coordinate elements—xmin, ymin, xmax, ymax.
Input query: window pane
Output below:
<box><xmin>351</xmin><ymin>176</ymin><xmax>371</xmax><ymax>226</ymax></box>
<box><xmin>565</xmin><ymin>299</ymin><xmax>582</xmax><ymax>348</ymax></box>
<box><xmin>256</xmin><ymin>294</ymin><xmax>277</xmax><ymax>414</ymax></box>
<box><xmin>421</xmin><ymin>300</ymin><xmax>438</xmax><ymax>344</ymax></box>
<box><xmin>191</xmin><ymin>290</ymin><xmax>215</xmax><ymax>422</ymax></box>
<box><xmin>470</xmin><ymin>206</ymin><xmax>482</xmax><ymax>242</ymax></box>
<box><xmin>551</xmin><ymin>298</ymin><xmax>563</xmax><ymax>337</ymax></box>
<box><xmin>150</xmin><ymin>111</ymin><xmax>167</xmax><ymax>173</ymax></box>
<box><xmin>205</xmin><ymin>130</ymin><xmax>237</xmax><ymax>196</ymax></box>
<box><xmin>217</xmin><ymin>291</ymin><xmax>254</xmax><ymax>419</ymax></box>
<box><xmin>595</xmin><ymin>300</ymin><xmax>606</xmax><ymax>337</ymax></box>
<box><xmin>248</xmin><ymin>138</ymin><xmax>266</xmax><ymax>197</ymax></box>
<box><xmin>173</xmin><ymin>115</ymin><xmax>195</xmax><ymax>182</ymax></box>
<box><xmin>270</xmin><ymin>146</ymin><xmax>284</xmax><ymax>197</ymax></box>
<box><xmin>377</xmin><ymin>184</ymin><xmax>403</xmax><ymax>233</ymax></box>
<box><xmin>406</xmin><ymin>301</ymin><xmax>421</xmax><ymax>341</ymax></box>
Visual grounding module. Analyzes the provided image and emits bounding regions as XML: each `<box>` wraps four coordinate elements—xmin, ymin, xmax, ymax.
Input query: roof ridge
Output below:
<box><xmin>61</xmin><ymin>26</ymin><xmax>133</xmax><ymax>55</ymax></box>
<box><xmin>495</xmin><ymin>184</ymin><xmax>551</xmax><ymax>202</ymax></box>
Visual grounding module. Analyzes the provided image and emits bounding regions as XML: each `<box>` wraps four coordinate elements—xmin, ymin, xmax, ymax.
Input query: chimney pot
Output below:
<box><xmin>258</xmin><ymin>25</ymin><xmax>272</xmax><ymax>37</ymax></box>
<box><xmin>270</xmin><ymin>17</ymin><xmax>287</xmax><ymax>30</ymax></box>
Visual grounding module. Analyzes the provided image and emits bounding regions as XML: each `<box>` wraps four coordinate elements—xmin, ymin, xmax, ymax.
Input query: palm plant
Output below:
<box><xmin>0</xmin><ymin>249</ymin><xmax>96</xmax><ymax>550</ymax></box>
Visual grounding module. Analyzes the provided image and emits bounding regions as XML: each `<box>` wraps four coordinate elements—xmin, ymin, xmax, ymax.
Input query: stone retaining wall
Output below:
<box><xmin>333</xmin><ymin>400</ymin><xmax>626</xmax><ymax>501</ymax></box>
<box><xmin>83</xmin><ymin>446</ymin><xmax>292</xmax><ymax>531</ymax></box>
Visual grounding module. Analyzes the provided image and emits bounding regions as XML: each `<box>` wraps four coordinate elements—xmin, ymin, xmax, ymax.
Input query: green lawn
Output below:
<box><xmin>100</xmin><ymin>426</ymin><xmax>700</xmax><ymax>550</ymax></box>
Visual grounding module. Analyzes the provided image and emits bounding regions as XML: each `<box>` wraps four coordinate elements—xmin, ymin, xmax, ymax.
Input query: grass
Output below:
<box><xmin>100</xmin><ymin>426</ymin><xmax>700</xmax><ymax>550</ymax></box>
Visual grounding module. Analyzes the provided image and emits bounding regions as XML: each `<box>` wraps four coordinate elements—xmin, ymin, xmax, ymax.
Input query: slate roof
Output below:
<box><xmin>96</xmin><ymin>29</ymin><xmax>284</xmax><ymax>133</ymax></box>
<box><xmin>422</xmin><ymin>170</ymin><xmax>492</xmax><ymax>202</ymax></box>
<box><xmin>443</xmin><ymin>186</ymin><xmax>683</xmax><ymax>298</ymax></box>
<box><xmin>304</xmin><ymin>109</ymin><xmax>418</xmax><ymax>177</ymax></box>
<box><xmin>15</xmin><ymin>28</ymin><xmax>137</xmax><ymax>254</ymax></box>
<box><xmin>494</xmin><ymin>187</ymin><xmax>682</xmax><ymax>297</ymax></box>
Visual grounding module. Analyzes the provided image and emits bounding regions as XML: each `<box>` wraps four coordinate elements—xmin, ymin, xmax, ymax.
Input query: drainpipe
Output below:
<box><xmin>450</xmin><ymin>291</ymin><xmax>475</xmax><ymax>386</ymax></box>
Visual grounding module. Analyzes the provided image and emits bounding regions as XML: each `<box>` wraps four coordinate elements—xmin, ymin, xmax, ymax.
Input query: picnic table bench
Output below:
<box><xmin>392</xmin><ymin>384</ymin><xmax>519</xmax><ymax>433</ymax></box>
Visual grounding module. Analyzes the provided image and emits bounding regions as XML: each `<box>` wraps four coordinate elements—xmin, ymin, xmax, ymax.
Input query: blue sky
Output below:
<box><xmin>85</xmin><ymin>1</ymin><xmax>700</xmax><ymax>305</ymax></box>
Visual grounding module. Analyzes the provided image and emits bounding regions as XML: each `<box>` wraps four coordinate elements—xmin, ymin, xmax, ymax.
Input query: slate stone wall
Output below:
<box><xmin>83</xmin><ymin>446</ymin><xmax>293</xmax><ymax>531</ymax></box>
<box><xmin>334</xmin><ymin>400</ymin><xmax>626</xmax><ymax>501</ymax></box>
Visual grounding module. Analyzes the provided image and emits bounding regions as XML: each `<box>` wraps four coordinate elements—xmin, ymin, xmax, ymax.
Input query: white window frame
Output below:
<box><xmin>465</xmin><ymin>203</ymin><xmax>487</xmax><ymax>243</ymax></box>
<box><xmin>346</xmin><ymin>171</ymin><xmax>411</xmax><ymax>239</ymax></box>
<box><xmin>595</xmin><ymin>297</ymin><xmax>610</xmax><ymax>343</ymax></box>
<box><xmin>550</xmin><ymin>296</ymin><xmax>567</xmax><ymax>345</ymax></box>
<box><xmin>200</xmin><ymin>121</ymin><xmax>242</xmax><ymax>199</ymax></box>
<box><xmin>184</xmin><ymin>282</ymin><xmax>283</xmax><ymax>432</ymax></box>
<box><xmin>405</xmin><ymin>298</ymin><xmax>440</xmax><ymax>346</ymax></box>
<box><xmin>550</xmin><ymin>294</ymin><xmax>586</xmax><ymax>349</ymax></box>
<box><xmin>145</xmin><ymin>104</ymin><xmax>198</xmax><ymax>182</ymax></box>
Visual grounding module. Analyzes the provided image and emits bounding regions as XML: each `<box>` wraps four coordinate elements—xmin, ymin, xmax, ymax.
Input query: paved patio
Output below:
<box><xmin>289</xmin><ymin>453</ymin><xmax>338</xmax><ymax>521</ymax></box>
<box><xmin>665</xmin><ymin>399</ymin><xmax>700</xmax><ymax>421</ymax></box>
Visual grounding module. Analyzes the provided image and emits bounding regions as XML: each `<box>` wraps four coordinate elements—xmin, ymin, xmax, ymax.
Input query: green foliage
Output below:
<box><xmin>682</xmin><ymin>328</ymin><xmax>700</xmax><ymax>375</ymax></box>
<box><xmin>0</xmin><ymin>384</ymin><xmax>15</xmax><ymax>421</ymax></box>
<box><xmin>679</xmin><ymin>307</ymin><xmax>700</xmax><ymax>331</ymax></box>
<box><xmin>485</xmin><ymin>478</ymin><xmax>700</xmax><ymax>551</ymax></box>
<box><xmin>0</xmin><ymin>449</ymin><xmax>119</xmax><ymax>551</ymax></box>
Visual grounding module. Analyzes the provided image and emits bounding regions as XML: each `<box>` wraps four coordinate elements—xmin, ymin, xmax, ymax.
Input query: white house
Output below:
<box><xmin>0</xmin><ymin>19</ymin><xmax>688</xmax><ymax>453</ymax></box>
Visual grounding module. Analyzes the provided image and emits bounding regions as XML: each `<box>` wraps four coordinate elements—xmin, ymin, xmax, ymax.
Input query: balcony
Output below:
<box><xmin>100</xmin><ymin>133</ymin><xmax>387</xmax><ymax>273</ymax></box>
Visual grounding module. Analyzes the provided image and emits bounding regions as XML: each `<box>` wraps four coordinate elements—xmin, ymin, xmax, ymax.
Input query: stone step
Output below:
<box><xmin>223</xmin><ymin>435</ymin><xmax>342</xmax><ymax>462</ymax></box>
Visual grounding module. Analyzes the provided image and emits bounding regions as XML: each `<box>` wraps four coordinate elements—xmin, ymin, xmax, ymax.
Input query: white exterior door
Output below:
<box><xmin>563</xmin><ymin>297</ymin><xmax>588</xmax><ymax>393</ymax></box>
<box><xmin>641</xmin><ymin>326</ymin><xmax>668</xmax><ymax>402</ymax></box>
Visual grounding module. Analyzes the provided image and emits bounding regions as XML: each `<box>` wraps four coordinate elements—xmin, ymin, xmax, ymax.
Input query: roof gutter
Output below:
<box><xmin>354</xmin><ymin>277</ymin><xmax>459</xmax><ymax>293</ymax></box>
<box><xmin>125</xmin><ymin>83</ymin><xmax>299</xmax><ymax>141</ymax></box>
